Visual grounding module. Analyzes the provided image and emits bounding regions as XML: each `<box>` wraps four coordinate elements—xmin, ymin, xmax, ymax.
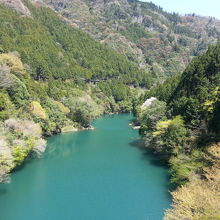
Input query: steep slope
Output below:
<box><xmin>169</xmin><ymin>43</ymin><xmax>220</xmax><ymax>131</ymax></box>
<box><xmin>136</xmin><ymin>42</ymin><xmax>220</xmax><ymax>219</ymax></box>
<box><xmin>0</xmin><ymin>1</ymin><xmax>148</xmax><ymax>84</ymax></box>
<box><xmin>40</xmin><ymin>0</ymin><xmax>220</xmax><ymax>78</ymax></box>
<box><xmin>0</xmin><ymin>1</ymin><xmax>143</xmax><ymax>182</ymax></box>
<box><xmin>0</xmin><ymin>0</ymin><xmax>31</xmax><ymax>16</ymax></box>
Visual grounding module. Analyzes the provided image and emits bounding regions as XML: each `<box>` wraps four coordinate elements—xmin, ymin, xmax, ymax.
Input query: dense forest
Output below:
<box><xmin>43</xmin><ymin>0</ymin><xmax>220</xmax><ymax>78</ymax></box>
<box><xmin>0</xmin><ymin>0</ymin><xmax>220</xmax><ymax>219</ymax></box>
<box><xmin>136</xmin><ymin>43</ymin><xmax>220</xmax><ymax>219</ymax></box>
<box><xmin>0</xmin><ymin>1</ymin><xmax>146</xmax><ymax>182</ymax></box>
<box><xmin>0</xmin><ymin>1</ymin><xmax>153</xmax><ymax>85</ymax></box>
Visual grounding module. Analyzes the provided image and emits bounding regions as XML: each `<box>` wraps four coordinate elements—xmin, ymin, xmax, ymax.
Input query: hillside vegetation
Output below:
<box><xmin>0</xmin><ymin>0</ymin><xmax>220</xmax><ymax>218</ymax></box>
<box><xmin>136</xmin><ymin>43</ymin><xmax>220</xmax><ymax>219</ymax></box>
<box><xmin>41</xmin><ymin>0</ymin><xmax>220</xmax><ymax>79</ymax></box>
<box><xmin>0</xmin><ymin>1</ymin><xmax>142</xmax><ymax>182</ymax></box>
<box><xmin>0</xmin><ymin>1</ymin><xmax>153</xmax><ymax>85</ymax></box>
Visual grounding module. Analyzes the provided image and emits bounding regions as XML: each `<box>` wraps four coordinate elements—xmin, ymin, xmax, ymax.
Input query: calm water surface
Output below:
<box><xmin>0</xmin><ymin>114</ymin><xmax>171</xmax><ymax>220</ymax></box>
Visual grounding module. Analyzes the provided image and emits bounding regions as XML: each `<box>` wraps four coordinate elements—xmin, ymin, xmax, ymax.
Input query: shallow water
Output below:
<box><xmin>0</xmin><ymin>114</ymin><xmax>171</xmax><ymax>220</ymax></box>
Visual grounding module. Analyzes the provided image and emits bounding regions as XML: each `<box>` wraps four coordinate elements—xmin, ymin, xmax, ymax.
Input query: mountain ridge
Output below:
<box><xmin>1</xmin><ymin>0</ymin><xmax>220</xmax><ymax>79</ymax></box>
<box><xmin>0</xmin><ymin>0</ymin><xmax>145</xmax><ymax>182</ymax></box>
<box><xmin>36</xmin><ymin>0</ymin><xmax>220</xmax><ymax>78</ymax></box>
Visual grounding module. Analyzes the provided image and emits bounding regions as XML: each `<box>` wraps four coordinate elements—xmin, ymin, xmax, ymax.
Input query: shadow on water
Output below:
<box><xmin>129</xmin><ymin>139</ymin><xmax>176</xmax><ymax>192</ymax></box>
<box><xmin>129</xmin><ymin>139</ymin><xmax>167</xmax><ymax>167</ymax></box>
<box><xmin>0</xmin><ymin>188</ymin><xmax>7</xmax><ymax>196</ymax></box>
<box><xmin>11</xmin><ymin>156</ymin><xmax>38</xmax><ymax>174</ymax></box>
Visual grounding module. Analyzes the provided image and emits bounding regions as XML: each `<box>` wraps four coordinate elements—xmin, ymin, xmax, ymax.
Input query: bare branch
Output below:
<box><xmin>0</xmin><ymin>64</ymin><xmax>14</xmax><ymax>89</ymax></box>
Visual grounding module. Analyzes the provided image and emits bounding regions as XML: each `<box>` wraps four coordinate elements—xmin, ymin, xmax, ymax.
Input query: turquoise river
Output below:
<box><xmin>0</xmin><ymin>114</ymin><xmax>171</xmax><ymax>220</ymax></box>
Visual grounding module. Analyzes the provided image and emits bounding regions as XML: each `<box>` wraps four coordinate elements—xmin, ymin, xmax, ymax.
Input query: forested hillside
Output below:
<box><xmin>0</xmin><ymin>0</ymin><xmax>220</xmax><ymax>218</ymax></box>
<box><xmin>0</xmin><ymin>1</ymin><xmax>144</xmax><ymax>182</ymax></box>
<box><xmin>40</xmin><ymin>0</ymin><xmax>220</xmax><ymax>79</ymax></box>
<box><xmin>136</xmin><ymin>43</ymin><xmax>220</xmax><ymax>219</ymax></box>
<box><xmin>0</xmin><ymin>1</ymin><xmax>153</xmax><ymax>85</ymax></box>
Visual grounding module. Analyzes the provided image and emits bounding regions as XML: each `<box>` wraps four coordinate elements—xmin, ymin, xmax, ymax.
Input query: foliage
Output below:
<box><xmin>169</xmin><ymin>150</ymin><xmax>207</xmax><ymax>185</ymax></box>
<box><xmin>7</xmin><ymin>75</ymin><xmax>30</xmax><ymax>108</ymax></box>
<box><xmin>29</xmin><ymin>101</ymin><xmax>47</xmax><ymax>119</ymax></box>
<box><xmin>32</xmin><ymin>99</ymin><xmax>72</xmax><ymax>136</ymax></box>
<box><xmin>0</xmin><ymin>53</ymin><xmax>24</xmax><ymax>73</ymax></box>
<box><xmin>119</xmin><ymin>23</ymin><xmax>151</xmax><ymax>43</ymax></box>
<box><xmin>52</xmin><ymin>101</ymin><xmax>70</xmax><ymax>114</ymax></box>
<box><xmin>0</xmin><ymin>2</ymin><xmax>147</xmax><ymax>86</ymax></box>
<box><xmin>165</xmin><ymin>143</ymin><xmax>220</xmax><ymax>220</ymax></box>
<box><xmin>12</xmin><ymin>144</ymin><xmax>30</xmax><ymax>166</ymax></box>
<box><xmin>97</xmin><ymin>80</ymin><xmax>136</xmax><ymax>112</ymax></box>
<box><xmin>137</xmin><ymin>100</ymin><xmax>167</xmax><ymax>136</ymax></box>
<box><xmin>118</xmin><ymin>100</ymin><xmax>133</xmax><ymax>113</ymax></box>
<box><xmin>0</xmin><ymin>64</ymin><xmax>15</xmax><ymax>89</ymax></box>
<box><xmin>151</xmin><ymin>116</ymin><xmax>187</xmax><ymax>156</ymax></box>
<box><xmin>0</xmin><ymin>118</ymin><xmax>46</xmax><ymax>182</ymax></box>
<box><xmin>0</xmin><ymin>1</ymin><xmax>146</xmax><ymax>133</ymax></box>
<box><xmin>41</xmin><ymin>0</ymin><xmax>220</xmax><ymax>80</ymax></box>
<box><xmin>137</xmin><ymin>42</ymin><xmax>220</xmax><ymax>180</ymax></box>
<box><xmin>136</xmin><ymin>42</ymin><xmax>220</xmax><ymax>218</ymax></box>
<box><xmin>0</xmin><ymin>91</ymin><xmax>14</xmax><ymax>120</ymax></box>
<box><xmin>143</xmin><ymin>74</ymin><xmax>181</xmax><ymax>102</ymax></box>
<box><xmin>169</xmin><ymin>43</ymin><xmax>220</xmax><ymax>129</ymax></box>
<box><xmin>68</xmin><ymin>95</ymin><xmax>103</xmax><ymax>128</ymax></box>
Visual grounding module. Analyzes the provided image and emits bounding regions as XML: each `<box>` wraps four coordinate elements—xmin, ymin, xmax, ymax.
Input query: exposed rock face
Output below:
<box><xmin>0</xmin><ymin>0</ymin><xmax>31</xmax><ymax>16</ymax></box>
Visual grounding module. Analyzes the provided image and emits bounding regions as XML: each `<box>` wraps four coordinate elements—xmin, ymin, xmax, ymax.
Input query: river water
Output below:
<box><xmin>0</xmin><ymin>114</ymin><xmax>171</xmax><ymax>220</ymax></box>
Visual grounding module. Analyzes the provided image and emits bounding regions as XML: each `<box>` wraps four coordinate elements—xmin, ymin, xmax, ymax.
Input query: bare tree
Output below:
<box><xmin>0</xmin><ymin>65</ymin><xmax>14</xmax><ymax>89</ymax></box>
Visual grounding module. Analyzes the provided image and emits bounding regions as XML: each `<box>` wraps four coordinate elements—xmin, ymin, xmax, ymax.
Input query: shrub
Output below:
<box><xmin>7</xmin><ymin>77</ymin><xmax>30</xmax><ymax>108</ymax></box>
<box><xmin>0</xmin><ymin>53</ymin><xmax>24</xmax><ymax>73</ymax></box>
<box><xmin>29</xmin><ymin>101</ymin><xmax>47</xmax><ymax>119</ymax></box>
<box><xmin>0</xmin><ymin>92</ymin><xmax>14</xmax><ymax>120</ymax></box>
<box><xmin>165</xmin><ymin>163</ymin><xmax>220</xmax><ymax>219</ymax></box>
<box><xmin>52</xmin><ymin>100</ymin><xmax>70</xmax><ymax>114</ymax></box>
<box><xmin>138</xmin><ymin>100</ymin><xmax>167</xmax><ymax>136</ymax></box>
<box><xmin>152</xmin><ymin>116</ymin><xmax>187</xmax><ymax>156</ymax></box>
<box><xmin>0</xmin><ymin>65</ymin><xmax>14</xmax><ymax>89</ymax></box>
<box><xmin>169</xmin><ymin>149</ymin><xmax>206</xmax><ymax>185</ymax></box>
<box><xmin>12</xmin><ymin>145</ymin><xmax>29</xmax><ymax>166</ymax></box>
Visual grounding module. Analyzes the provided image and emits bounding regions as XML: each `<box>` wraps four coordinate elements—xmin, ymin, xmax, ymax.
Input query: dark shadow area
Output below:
<box><xmin>142</xmin><ymin>150</ymin><xmax>167</xmax><ymax>167</ymax></box>
<box><xmin>12</xmin><ymin>157</ymin><xmax>37</xmax><ymax>173</ymax></box>
<box><xmin>128</xmin><ymin>118</ymin><xmax>135</xmax><ymax>125</ymax></box>
<box><xmin>129</xmin><ymin>139</ymin><xmax>167</xmax><ymax>167</ymax></box>
<box><xmin>129</xmin><ymin>139</ymin><xmax>176</xmax><ymax>192</ymax></box>
<box><xmin>129</xmin><ymin>139</ymin><xmax>146</xmax><ymax>149</ymax></box>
